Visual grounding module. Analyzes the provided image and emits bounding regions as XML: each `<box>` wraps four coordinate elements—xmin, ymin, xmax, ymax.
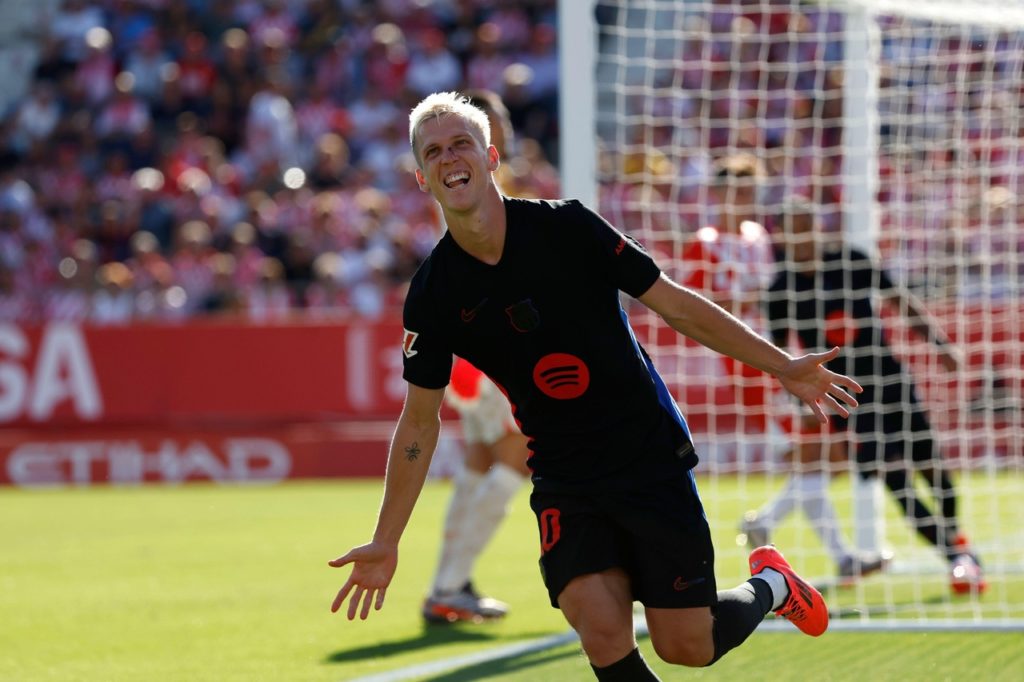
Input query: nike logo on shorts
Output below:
<box><xmin>673</xmin><ymin>576</ymin><xmax>706</xmax><ymax>591</ymax></box>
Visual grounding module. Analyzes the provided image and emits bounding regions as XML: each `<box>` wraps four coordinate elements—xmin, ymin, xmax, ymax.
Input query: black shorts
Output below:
<box><xmin>832</xmin><ymin>382</ymin><xmax>938</xmax><ymax>474</ymax></box>
<box><xmin>530</xmin><ymin>471</ymin><xmax>717</xmax><ymax>609</ymax></box>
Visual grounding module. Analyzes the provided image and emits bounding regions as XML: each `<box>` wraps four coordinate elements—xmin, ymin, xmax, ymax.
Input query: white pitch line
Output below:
<box><xmin>343</xmin><ymin>612</ymin><xmax>1024</xmax><ymax>681</ymax></box>
<box><xmin>346</xmin><ymin>616</ymin><xmax>648</xmax><ymax>682</ymax></box>
<box><xmin>345</xmin><ymin>630</ymin><xmax>579</xmax><ymax>682</ymax></box>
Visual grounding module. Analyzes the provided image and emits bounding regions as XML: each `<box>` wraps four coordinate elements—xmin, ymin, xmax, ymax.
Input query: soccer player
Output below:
<box><xmin>420</xmin><ymin>89</ymin><xmax>537</xmax><ymax>624</ymax></box>
<box><xmin>685</xmin><ymin>155</ymin><xmax>883</xmax><ymax>582</ymax></box>
<box><xmin>421</xmin><ymin>356</ymin><xmax>529</xmax><ymax>623</ymax></box>
<box><xmin>764</xmin><ymin>198</ymin><xmax>985</xmax><ymax>595</ymax></box>
<box><xmin>328</xmin><ymin>92</ymin><xmax>862</xmax><ymax>678</ymax></box>
<box><xmin>680</xmin><ymin>155</ymin><xmax>778</xmax><ymax>445</ymax></box>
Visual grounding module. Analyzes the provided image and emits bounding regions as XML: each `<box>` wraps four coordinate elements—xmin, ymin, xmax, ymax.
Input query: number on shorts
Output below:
<box><xmin>539</xmin><ymin>508</ymin><xmax>561</xmax><ymax>553</ymax></box>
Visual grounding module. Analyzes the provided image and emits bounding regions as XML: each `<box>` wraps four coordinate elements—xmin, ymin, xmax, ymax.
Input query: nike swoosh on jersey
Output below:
<box><xmin>461</xmin><ymin>298</ymin><xmax>488</xmax><ymax>322</ymax></box>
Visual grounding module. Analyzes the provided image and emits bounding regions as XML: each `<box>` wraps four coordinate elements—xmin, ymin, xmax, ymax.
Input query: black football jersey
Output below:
<box><xmin>402</xmin><ymin>197</ymin><xmax>697</xmax><ymax>490</ymax></box>
<box><xmin>766</xmin><ymin>247</ymin><xmax>906</xmax><ymax>385</ymax></box>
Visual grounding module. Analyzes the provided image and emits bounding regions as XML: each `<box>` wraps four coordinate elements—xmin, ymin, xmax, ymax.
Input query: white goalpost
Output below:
<box><xmin>560</xmin><ymin>0</ymin><xmax>1024</xmax><ymax>629</ymax></box>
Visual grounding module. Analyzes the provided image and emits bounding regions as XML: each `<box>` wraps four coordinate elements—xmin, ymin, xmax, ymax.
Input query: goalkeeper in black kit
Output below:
<box><xmin>764</xmin><ymin>199</ymin><xmax>985</xmax><ymax>596</ymax></box>
<box><xmin>328</xmin><ymin>92</ymin><xmax>863</xmax><ymax>680</ymax></box>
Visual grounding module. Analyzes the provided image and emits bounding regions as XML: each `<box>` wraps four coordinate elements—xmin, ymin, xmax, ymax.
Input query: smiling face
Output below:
<box><xmin>413</xmin><ymin>114</ymin><xmax>500</xmax><ymax>214</ymax></box>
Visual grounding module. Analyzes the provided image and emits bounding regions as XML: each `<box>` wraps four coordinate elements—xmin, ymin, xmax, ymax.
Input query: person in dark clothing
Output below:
<box><xmin>328</xmin><ymin>93</ymin><xmax>863</xmax><ymax>680</ymax></box>
<box><xmin>765</xmin><ymin>198</ymin><xmax>985</xmax><ymax>596</ymax></box>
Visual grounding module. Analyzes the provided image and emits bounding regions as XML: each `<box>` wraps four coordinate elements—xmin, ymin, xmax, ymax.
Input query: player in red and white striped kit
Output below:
<box><xmin>421</xmin><ymin>90</ymin><xmax>535</xmax><ymax>623</ymax></box>
<box><xmin>421</xmin><ymin>357</ymin><xmax>530</xmax><ymax>623</ymax></box>
<box><xmin>680</xmin><ymin>153</ymin><xmax>781</xmax><ymax>444</ymax></box>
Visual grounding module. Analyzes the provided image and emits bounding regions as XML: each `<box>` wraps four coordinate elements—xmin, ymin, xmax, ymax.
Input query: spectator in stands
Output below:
<box><xmin>305</xmin><ymin>251</ymin><xmax>349</xmax><ymax>318</ymax></box>
<box><xmin>74</xmin><ymin>27</ymin><xmax>117</xmax><ymax>108</ymax></box>
<box><xmin>248</xmin><ymin>0</ymin><xmax>299</xmax><ymax>49</ymax></box>
<box><xmin>243</xmin><ymin>68</ymin><xmax>299</xmax><ymax>174</ymax></box>
<box><xmin>107</xmin><ymin>0</ymin><xmax>158</xmax><ymax>61</ymax></box>
<box><xmin>49</xmin><ymin>0</ymin><xmax>105</xmax><ymax>64</ymax></box>
<box><xmin>347</xmin><ymin>84</ymin><xmax>401</xmax><ymax>151</ymax></box>
<box><xmin>91</xmin><ymin>261</ymin><xmax>135</xmax><ymax>324</ymax></box>
<box><xmin>176</xmin><ymin>32</ymin><xmax>218</xmax><ymax>116</ymax></box>
<box><xmin>294</xmin><ymin>81</ymin><xmax>351</xmax><ymax>166</ymax></box>
<box><xmin>364</xmin><ymin>23</ymin><xmax>409</xmax><ymax>101</ymax></box>
<box><xmin>10</xmin><ymin>82</ymin><xmax>61</xmax><ymax>155</ymax></box>
<box><xmin>246</xmin><ymin>256</ymin><xmax>293</xmax><ymax>321</ymax></box>
<box><xmin>171</xmin><ymin>219</ymin><xmax>217</xmax><ymax>313</ymax></box>
<box><xmin>405</xmin><ymin>28</ymin><xmax>462</xmax><ymax>98</ymax></box>
<box><xmin>517</xmin><ymin>24</ymin><xmax>559</xmax><ymax>114</ymax></box>
<box><xmin>43</xmin><ymin>238</ymin><xmax>96</xmax><ymax>321</ymax></box>
<box><xmin>96</xmin><ymin>74</ymin><xmax>152</xmax><ymax>148</ymax></box>
<box><xmin>124</xmin><ymin>30</ymin><xmax>173</xmax><ymax>105</ymax></box>
<box><xmin>465</xmin><ymin>24</ymin><xmax>511</xmax><ymax>95</ymax></box>
<box><xmin>131</xmin><ymin>167</ymin><xmax>174</xmax><ymax>250</ymax></box>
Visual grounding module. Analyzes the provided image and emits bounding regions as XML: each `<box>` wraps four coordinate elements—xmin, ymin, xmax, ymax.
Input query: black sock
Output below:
<box><xmin>923</xmin><ymin>468</ymin><xmax>962</xmax><ymax>559</ymax></box>
<box><xmin>935</xmin><ymin>470</ymin><xmax>958</xmax><ymax>524</ymax></box>
<box><xmin>705</xmin><ymin>580</ymin><xmax>773</xmax><ymax>666</ymax></box>
<box><xmin>591</xmin><ymin>647</ymin><xmax>660</xmax><ymax>681</ymax></box>
<box><xmin>884</xmin><ymin>468</ymin><xmax>943</xmax><ymax>549</ymax></box>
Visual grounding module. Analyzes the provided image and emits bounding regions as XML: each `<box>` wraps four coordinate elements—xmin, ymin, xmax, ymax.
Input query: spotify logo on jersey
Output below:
<box><xmin>532</xmin><ymin>353</ymin><xmax>590</xmax><ymax>400</ymax></box>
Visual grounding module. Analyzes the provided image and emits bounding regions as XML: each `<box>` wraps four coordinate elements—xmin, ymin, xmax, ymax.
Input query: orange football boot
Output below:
<box><xmin>750</xmin><ymin>545</ymin><xmax>829</xmax><ymax>636</ymax></box>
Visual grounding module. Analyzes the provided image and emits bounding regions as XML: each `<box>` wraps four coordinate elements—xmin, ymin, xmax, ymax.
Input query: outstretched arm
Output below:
<box><xmin>638</xmin><ymin>274</ymin><xmax>861</xmax><ymax>423</ymax></box>
<box><xmin>328</xmin><ymin>383</ymin><xmax>445</xmax><ymax>620</ymax></box>
<box><xmin>882</xmin><ymin>287</ymin><xmax>961</xmax><ymax>372</ymax></box>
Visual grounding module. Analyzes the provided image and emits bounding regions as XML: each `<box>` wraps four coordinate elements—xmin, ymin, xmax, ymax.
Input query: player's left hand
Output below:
<box><xmin>328</xmin><ymin>541</ymin><xmax>398</xmax><ymax>620</ymax></box>
<box><xmin>778</xmin><ymin>346</ymin><xmax>862</xmax><ymax>423</ymax></box>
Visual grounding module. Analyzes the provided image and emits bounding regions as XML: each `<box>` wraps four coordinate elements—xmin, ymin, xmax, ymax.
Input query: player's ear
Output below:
<box><xmin>414</xmin><ymin>167</ymin><xmax>429</xmax><ymax>193</ymax></box>
<box><xmin>487</xmin><ymin>145</ymin><xmax>500</xmax><ymax>172</ymax></box>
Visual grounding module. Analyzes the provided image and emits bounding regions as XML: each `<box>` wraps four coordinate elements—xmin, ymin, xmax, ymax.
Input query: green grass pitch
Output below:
<box><xmin>2</xmin><ymin>472</ymin><xmax>1022</xmax><ymax>681</ymax></box>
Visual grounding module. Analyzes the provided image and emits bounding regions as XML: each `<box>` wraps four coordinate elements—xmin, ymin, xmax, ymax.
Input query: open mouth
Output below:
<box><xmin>444</xmin><ymin>171</ymin><xmax>470</xmax><ymax>188</ymax></box>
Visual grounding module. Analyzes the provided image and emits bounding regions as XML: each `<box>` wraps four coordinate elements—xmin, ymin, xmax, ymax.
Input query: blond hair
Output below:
<box><xmin>408</xmin><ymin>91</ymin><xmax>491</xmax><ymax>166</ymax></box>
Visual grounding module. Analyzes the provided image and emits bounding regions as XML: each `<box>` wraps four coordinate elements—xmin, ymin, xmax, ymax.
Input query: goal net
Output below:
<box><xmin>561</xmin><ymin>0</ymin><xmax>1024</xmax><ymax>628</ymax></box>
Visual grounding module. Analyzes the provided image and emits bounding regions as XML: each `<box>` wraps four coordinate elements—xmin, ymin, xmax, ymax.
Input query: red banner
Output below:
<box><xmin>1</xmin><ymin>303</ymin><xmax>1019</xmax><ymax>487</ymax></box>
<box><xmin>0</xmin><ymin>319</ymin><xmax>409</xmax><ymax>426</ymax></box>
<box><xmin>0</xmin><ymin>423</ymin><xmax>393</xmax><ymax>487</ymax></box>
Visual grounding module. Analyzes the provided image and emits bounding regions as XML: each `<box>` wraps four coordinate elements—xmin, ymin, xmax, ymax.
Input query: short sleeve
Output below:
<box><xmin>401</xmin><ymin>276</ymin><xmax>452</xmax><ymax>390</ymax></box>
<box><xmin>568</xmin><ymin>200</ymin><xmax>662</xmax><ymax>298</ymax></box>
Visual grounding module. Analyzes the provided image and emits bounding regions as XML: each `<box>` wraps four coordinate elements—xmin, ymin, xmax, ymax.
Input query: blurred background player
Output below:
<box><xmin>686</xmin><ymin>155</ymin><xmax>884</xmax><ymax>583</ymax></box>
<box><xmin>680</xmin><ymin>153</ymin><xmax>784</xmax><ymax>457</ymax></box>
<box><xmin>762</xmin><ymin>198</ymin><xmax>985</xmax><ymax>595</ymax></box>
<box><xmin>421</xmin><ymin>89</ymin><xmax>546</xmax><ymax>623</ymax></box>
<box><xmin>422</xmin><ymin>357</ymin><xmax>529</xmax><ymax>623</ymax></box>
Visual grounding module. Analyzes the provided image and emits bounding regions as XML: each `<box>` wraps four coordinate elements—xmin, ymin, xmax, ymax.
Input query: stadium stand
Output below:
<box><xmin>0</xmin><ymin>0</ymin><xmax>560</xmax><ymax>324</ymax></box>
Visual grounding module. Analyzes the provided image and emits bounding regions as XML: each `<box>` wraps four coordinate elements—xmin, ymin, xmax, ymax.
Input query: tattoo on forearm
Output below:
<box><xmin>404</xmin><ymin>442</ymin><xmax>421</xmax><ymax>461</ymax></box>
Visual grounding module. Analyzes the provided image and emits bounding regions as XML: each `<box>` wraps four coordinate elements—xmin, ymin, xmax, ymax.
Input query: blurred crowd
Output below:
<box><xmin>0</xmin><ymin>0</ymin><xmax>560</xmax><ymax>323</ymax></box>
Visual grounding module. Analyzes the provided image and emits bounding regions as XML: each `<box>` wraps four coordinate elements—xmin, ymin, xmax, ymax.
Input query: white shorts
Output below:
<box><xmin>456</xmin><ymin>382</ymin><xmax>518</xmax><ymax>446</ymax></box>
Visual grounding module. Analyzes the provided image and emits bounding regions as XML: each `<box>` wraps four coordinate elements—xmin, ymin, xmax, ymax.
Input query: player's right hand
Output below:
<box><xmin>328</xmin><ymin>541</ymin><xmax>398</xmax><ymax>620</ymax></box>
<box><xmin>779</xmin><ymin>346</ymin><xmax>862</xmax><ymax>423</ymax></box>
